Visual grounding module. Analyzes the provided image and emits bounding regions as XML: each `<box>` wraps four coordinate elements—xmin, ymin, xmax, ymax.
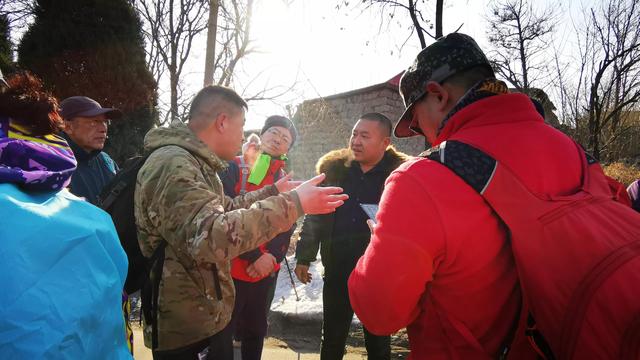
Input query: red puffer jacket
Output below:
<box><xmin>348</xmin><ymin>93</ymin><xmax>586</xmax><ymax>359</ymax></box>
<box><xmin>229</xmin><ymin>156</ymin><xmax>289</xmax><ymax>282</ymax></box>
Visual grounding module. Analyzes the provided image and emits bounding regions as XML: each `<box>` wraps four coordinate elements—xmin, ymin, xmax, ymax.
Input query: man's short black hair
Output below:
<box><xmin>360</xmin><ymin>112</ymin><xmax>392</xmax><ymax>137</ymax></box>
<box><xmin>189</xmin><ymin>85</ymin><xmax>248</xmax><ymax>120</ymax></box>
<box><xmin>443</xmin><ymin>65</ymin><xmax>495</xmax><ymax>91</ymax></box>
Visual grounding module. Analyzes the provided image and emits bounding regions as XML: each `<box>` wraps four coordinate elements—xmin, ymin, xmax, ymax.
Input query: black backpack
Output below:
<box><xmin>99</xmin><ymin>152</ymin><xmax>168</xmax><ymax>350</ymax></box>
<box><xmin>98</xmin><ymin>153</ymin><xmax>164</xmax><ymax>295</ymax></box>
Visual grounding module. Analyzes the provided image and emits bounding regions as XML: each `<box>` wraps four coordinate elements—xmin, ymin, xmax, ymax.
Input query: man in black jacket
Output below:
<box><xmin>60</xmin><ymin>96</ymin><xmax>122</xmax><ymax>204</ymax></box>
<box><xmin>294</xmin><ymin>113</ymin><xmax>408</xmax><ymax>360</ymax></box>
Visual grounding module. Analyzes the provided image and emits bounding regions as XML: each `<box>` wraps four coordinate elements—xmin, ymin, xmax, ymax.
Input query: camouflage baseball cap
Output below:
<box><xmin>394</xmin><ymin>33</ymin><xmax>494</xmax><ymax>138</ymax></box>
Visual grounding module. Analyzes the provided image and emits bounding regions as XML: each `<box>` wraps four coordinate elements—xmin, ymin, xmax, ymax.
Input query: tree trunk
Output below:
<box><xmin>588</xmin><ymin>95</ymin><xmax>601</xmax><ymax>160</ymax></box>
<box><xmin>408</xmin><ymin>0</ymin><xmax>426</xmax><ymax>48</ymax></box>
<box><xmin>590</xmin><ymin>129</ymin><xmax>600</xmax><ymax>160</ymax></box>
<box><xmin>203</xmin><ymin>0</ymin><xmax>219</xmax><ymax>86</ymax></box>
<box><xmin>515</xmin><ymin>5</ymin><xmax>528</xmax><ymax>90</ymax></box>
<box><xmin>170</xmin><ymin>69</ymin><xmax>178</xmax><ymax>121</ymax></box>
<box><xmin>435</xmin><ymin>0</ymin><xmax>443</xmax><ymax>39</ymax></box>
<box><xmin>169</xmin><ymin>0</ymin><xmax>178</xmax><ymax>120</ymax></box>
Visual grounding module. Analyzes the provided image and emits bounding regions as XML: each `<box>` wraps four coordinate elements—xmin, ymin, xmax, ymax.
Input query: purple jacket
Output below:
<box><xmin>627</xmin><ymin>179</ymin><xmax>640</xmax><ymax>212</ymax></box>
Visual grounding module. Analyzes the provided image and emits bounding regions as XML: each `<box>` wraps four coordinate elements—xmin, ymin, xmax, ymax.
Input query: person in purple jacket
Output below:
<box><xmin>627</xmin><ymin>179</ymin><xmax>640</xmax><ymax>212</ymax></box>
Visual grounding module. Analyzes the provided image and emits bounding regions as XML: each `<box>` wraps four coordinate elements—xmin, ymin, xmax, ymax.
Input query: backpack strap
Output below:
<box><xmin>421</xmin><ymin>140</ymin><xmax>555</xmax><ymax>360</ymax></box>
<box><xmin>99</xmin><ymin>155</ymin><xmax>149</xmax><ymax>210</ymax></box>
<box><xmin>99</xmin><ymin>146</ymin><xmax>171</xmax><ymax>210</ymax></box>
<box><xmin>420</xmin><ymin>140</ymin><xmax>498</xmax><ymax>194</ymax></box>
<box><xmin>140</xmin><ymin>241</ymin><xmax>166</xmax><ymax>350</ymax></box>
<box><xmin>100</xmin><ymin>180</ymin><xmax>128</xmax><ymax>210</ymax></box>
<box><xmin>238</xmin><ymin>157</ymin><xmax>250</xmax><ymax>195</ymax></box>
<box><xmin>421</xmin><ymin>140</ymin><xmax>601</xmax><ymax>193</ymax></box>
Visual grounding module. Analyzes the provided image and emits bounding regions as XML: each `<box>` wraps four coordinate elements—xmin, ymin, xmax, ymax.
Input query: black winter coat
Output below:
<box><xmin>295</xmin><ymin>146</ymin><xmax>408</xmax><ymax>277</ymax></box>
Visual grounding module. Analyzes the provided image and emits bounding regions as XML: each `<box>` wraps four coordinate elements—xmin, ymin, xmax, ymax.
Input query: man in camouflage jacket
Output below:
<box><xmin>135</xmin><ymin>86</ymin><xmax>347</xmax><ymax>359</ymax></box>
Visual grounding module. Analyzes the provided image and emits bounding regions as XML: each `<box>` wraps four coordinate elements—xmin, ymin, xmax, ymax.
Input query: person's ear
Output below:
<box><xmin>213</xmin><ymin>113</ymin><xmax>227</xmax><ymax>133</ymax></box>
<box><xmin>425</xmin><ymin>81</ymin><xmax>449</xmax><ymax>111</ymax></box>
<box><xmin>382</xmin><ymin>136</ymin><xmax>391</xmax><ymax>148</ymax></box>
<box><xmin>63</xmin><ymin>120</ymin><xmax>73</xmax><ymax>134</ymax></box>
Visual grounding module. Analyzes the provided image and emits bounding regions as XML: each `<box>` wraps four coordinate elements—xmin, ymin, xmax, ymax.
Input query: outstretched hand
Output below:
<box><xmin>295</xmin><ymin>173</ymin><xmax>348</xmax><ymax>215</ymax></box>
<box><xmin>275</xmin><ymin>171</ymin><xmax>303</xmax><ymax>193</ymax></box>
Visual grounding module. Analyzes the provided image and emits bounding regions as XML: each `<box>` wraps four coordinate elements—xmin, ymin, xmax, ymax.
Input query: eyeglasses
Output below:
<box><xmin>73</xmin><ymin>118</ymin><xmax>111</xmax><ymax>127</ymax></box>
<box><xmin>266</xmin><ymin>127</ymin><xmax>291</xmax><ymax>146</ymax></box>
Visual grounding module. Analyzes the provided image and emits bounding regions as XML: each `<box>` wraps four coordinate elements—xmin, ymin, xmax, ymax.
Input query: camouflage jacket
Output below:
<box><xmin>134</xmin><ymin>121</ymin><xmax>302</xmax><ymax>350</ymax></box>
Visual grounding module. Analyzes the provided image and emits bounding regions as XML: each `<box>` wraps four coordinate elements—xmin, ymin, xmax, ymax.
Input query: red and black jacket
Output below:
<box><xmin>220</xmin><ymin>155</ymin><xmax>295</xmax><ymax>282</ymax></box>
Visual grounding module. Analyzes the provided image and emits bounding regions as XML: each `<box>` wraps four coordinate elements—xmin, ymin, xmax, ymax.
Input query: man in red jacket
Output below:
<box><xmin>347</xmin><ymin>33</ymin><xmax>565</xmax><ymax>359</ymax></box>
<box><xmin>220</xmin><ymin>115</ymin><xmax>298</xmax><ymax>360</ymax></box>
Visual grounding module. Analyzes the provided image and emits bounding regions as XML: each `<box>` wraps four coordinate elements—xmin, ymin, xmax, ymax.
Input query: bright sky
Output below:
<box><xmin>181</xmin><ymin>0</ymin><xmax>588</xmax><ymax>129</ymax></box>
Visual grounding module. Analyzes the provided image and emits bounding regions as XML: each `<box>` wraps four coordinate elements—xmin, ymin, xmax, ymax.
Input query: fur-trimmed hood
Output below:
<box><xmin>315</xmin><ymin>145</ymin><xmax>410</xmax><ymax>185</ymax></box>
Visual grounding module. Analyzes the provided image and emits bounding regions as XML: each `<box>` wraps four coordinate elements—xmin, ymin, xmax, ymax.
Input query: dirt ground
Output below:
<box><xmin>132</xmin><ymin>314</ymin><xmax>410</xmax><ymax>360</ymax></box>
<box><xmin>266</xmin><ymin>312</ymin><xmax>410</xmax><ymax>359</ymax></box>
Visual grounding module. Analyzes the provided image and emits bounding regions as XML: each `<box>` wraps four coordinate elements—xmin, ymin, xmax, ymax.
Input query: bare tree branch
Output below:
<box><xmin>134</xmin><ymin>0</ymin><xmax>298</xmax><ymax>125</ymax></box>
<box><xmin>134</xmin><ymin>0</ymin><xmax>209</xmax><ymax>123</ymax></box>
<box><xmin>557</xmin><ymin>0</ymin><xmax>640</xmax><ymax>160</ymax></box>
<box><xmin>349</xmin><ymin>0</ymin><xmax>454</xmax><ymax>50</ymax></box>
<box><xmin>0</xmin><ymin>0</ymin><xmax>35</xmax><ymax>57</ymax></box>
<box><xmin>486</xmin><ymin>0</ymin><xmax>558</xmax><ymax>92</ymax></box>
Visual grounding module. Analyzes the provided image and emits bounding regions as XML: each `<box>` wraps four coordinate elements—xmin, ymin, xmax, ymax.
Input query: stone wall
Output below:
<box><xmin>288</xmin><ymin>86</ymin><xmax>425</xmax><ymax>180</ymax></box>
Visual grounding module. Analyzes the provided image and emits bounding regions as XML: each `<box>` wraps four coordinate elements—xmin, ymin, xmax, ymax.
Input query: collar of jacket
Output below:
<box><xmin>316</xmin><ymin>146</ymin><xmax>409</xmax><ymax>185</ymax></box>
<box><xmin>143</xmin><ymin>120</ymin><xmax>227</xmax><ymax>172</ymax></box>
<box><xmin>62</xmin><ymin>132</ymin><xmax>102</xmax><ymax>163</ymax></box>
<box><xmin>434</xmin><ymin>92</ymin><xmax>544</xmax><ymax>146</ymax></box>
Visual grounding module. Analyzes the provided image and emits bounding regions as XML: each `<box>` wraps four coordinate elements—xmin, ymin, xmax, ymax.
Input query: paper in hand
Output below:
<box><xmin>359</xmin><ymin>203</ymin><xmax>379</xmax><ymax>224</ymax></box>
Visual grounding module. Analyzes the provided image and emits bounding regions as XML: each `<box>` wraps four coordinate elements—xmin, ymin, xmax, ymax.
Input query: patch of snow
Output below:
<box><xmin>270</xmin><ymin>256</ymin><xmax>324</xmax><ymax>320</ymax></box>
<box><xmin>269</xmin><ymin>256</ymin><xmax>361</xmax><ymax>324</ymax></box>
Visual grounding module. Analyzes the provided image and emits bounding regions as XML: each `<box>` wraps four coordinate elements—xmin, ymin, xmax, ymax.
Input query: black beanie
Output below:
<box><xmin>260</xmin><ymin>115</ymin><xmax>297</xmax><ymax>147</ymax></box>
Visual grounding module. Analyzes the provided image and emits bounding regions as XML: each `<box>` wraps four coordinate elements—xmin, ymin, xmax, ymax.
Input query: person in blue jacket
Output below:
<box><xmin>60</xmin><ymin>95</ymin><xmax>122</xmax><ymax>204</ymax></box>
<box><xmin>0</xmin><ymin>71</ymin><xmax>131</xmax><ymax>359</ymax></box>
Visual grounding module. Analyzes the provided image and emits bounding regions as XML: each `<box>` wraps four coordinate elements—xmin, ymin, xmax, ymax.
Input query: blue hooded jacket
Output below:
<box><xmin>0</xmin><ymin>116</ymin><xmax>130</xmax><ymax>359</ymax></box>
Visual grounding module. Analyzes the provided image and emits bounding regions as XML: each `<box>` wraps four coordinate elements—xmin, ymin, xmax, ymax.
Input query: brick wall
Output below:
<box><xmin>288</xmin><ymin>86</ymin><xmax>425</xmax><ymax>180</ymax></box>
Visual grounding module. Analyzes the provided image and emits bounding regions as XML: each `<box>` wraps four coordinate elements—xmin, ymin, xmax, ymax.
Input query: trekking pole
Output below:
<box><xmin>284</xmin><ymin>257</ymin><xmax>300</xmax><ymax>301</ymax></box>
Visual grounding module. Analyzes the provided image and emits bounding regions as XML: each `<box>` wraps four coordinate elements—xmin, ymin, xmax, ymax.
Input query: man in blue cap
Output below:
<box><xmin>60</xmin><ymin>96</ymin><xmax>122</xmax><ymax>204</ymax></box>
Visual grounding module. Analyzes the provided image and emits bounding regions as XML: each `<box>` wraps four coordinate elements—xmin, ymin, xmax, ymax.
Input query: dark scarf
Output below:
<box><xmin>0</xmin><ymin>116</ymin><xmax>77</xmax><ymax>191</ymax></box>
<box><xmin>437</xmin><ymin>78</ymin><xmax>510</xmax><ymax>136</ymax></box>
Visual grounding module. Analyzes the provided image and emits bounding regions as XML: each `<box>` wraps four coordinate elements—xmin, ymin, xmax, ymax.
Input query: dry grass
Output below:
<box><xmin>603</xmin><ymin>162</ymin><xmax>640</xmax><ymax>187</ymax></box>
